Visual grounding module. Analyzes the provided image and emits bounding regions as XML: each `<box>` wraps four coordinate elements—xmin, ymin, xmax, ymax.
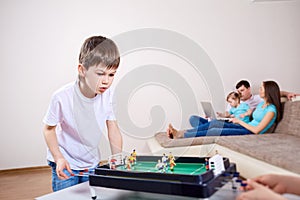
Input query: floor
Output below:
<box><xmin>0</xmin><ymin>166</ymin><xmax>52</xmax><ymax>200</ymax></box>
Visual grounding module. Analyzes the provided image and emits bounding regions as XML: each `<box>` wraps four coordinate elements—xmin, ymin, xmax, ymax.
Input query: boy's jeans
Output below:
<box><xmin>48</xmin><ymin>161</ymin><xmax>91</xmax><ymax>191</ymax></box>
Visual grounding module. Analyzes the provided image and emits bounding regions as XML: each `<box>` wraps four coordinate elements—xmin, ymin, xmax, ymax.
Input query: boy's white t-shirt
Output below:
<box><xmin>43</xmin><ymin>81</ymin><xmax>116</xmax><ymax>170</ymax></box>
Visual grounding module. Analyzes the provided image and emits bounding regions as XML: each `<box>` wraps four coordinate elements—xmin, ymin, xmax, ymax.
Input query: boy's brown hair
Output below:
<box><xmin>79</xmin><ymin>36</ymin><xmax>120</xmax><ymax>70</ymax></box>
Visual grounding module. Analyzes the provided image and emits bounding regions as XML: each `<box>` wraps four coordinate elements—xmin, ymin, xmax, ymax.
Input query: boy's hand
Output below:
<box><xmin>56</xmin><ymin>158</ymin><xmax>72</xmax><ymax>180</ymax></box>
<box><xmin>236</xmin><ymin>179</ymin><xmax>287</xmax><ymax>200</ymax></box>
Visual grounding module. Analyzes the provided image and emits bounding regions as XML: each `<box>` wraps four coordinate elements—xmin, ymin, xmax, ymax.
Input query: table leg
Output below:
<box><xmin>90</xmin><ymin>186</ymin><xmax>97</xmax><ymax>200</ymax></box>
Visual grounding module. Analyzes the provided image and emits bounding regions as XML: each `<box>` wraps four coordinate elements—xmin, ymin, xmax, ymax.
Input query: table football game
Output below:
<box><xmin>89</xmin><ymin>154</ymin><xmax>240</xmax><ymax>199</ymax></box>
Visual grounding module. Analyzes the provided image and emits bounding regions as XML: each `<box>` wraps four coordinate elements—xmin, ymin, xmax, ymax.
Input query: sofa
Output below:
<box><xmin>147</xmin><ymin>100</ymin><xmax>300</xmax><ymax>178</ymax></box>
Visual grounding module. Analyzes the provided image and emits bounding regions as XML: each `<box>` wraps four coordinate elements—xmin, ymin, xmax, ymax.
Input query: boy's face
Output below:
<box><xmin>81</xmin><ymin>64</ymin><xmax>116</xmax><ymax>95</ymax></box>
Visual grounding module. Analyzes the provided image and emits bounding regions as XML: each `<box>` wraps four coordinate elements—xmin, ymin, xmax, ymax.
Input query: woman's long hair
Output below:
<box><xmin>263</xmin><ymin>81</ymin><xmax>282</xmax><ymax>123</ymax></box>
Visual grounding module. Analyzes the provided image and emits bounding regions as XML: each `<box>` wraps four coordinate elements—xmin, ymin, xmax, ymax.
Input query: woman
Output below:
<box><xmin>168</xmin><ymin>81</ymin><xmax>282</xmax><ymax>139</ymax></box>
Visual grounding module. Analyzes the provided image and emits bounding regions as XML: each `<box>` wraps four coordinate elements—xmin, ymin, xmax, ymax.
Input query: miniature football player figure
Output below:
<box><xmin>205</xmin><ymin>158</ymin><xmax>209</xmax><ymax>171</ymax></box>
<box><xmin>162</xmin><ymin>153</ymin><xmax>168</xmax><ymax>171</ymax></box>
<box><xmin>168</xmin><ymin>152</ymin><xmax>174</xmax><ymax>161</ymax></box>
<box><xmin>132</xmin><ymin>149</ymin><xmax>137</xmax><ymax>164</ymax></box>
<box><xmin>162</xmin><ymin>153</ymin><xmax>168</xmax><ymax>165</ymax></box>
<box><xmin>125</xmin><ymin>157</ymin><xmax>131</xmax><ymax>170</ymax></box>
<box><xmin>128</xmin><ymin>154</ymin><xmax>135</xmax><ymax>166</ymax></box>
<box><xmin>110</xmin><ymin>158</ymin><xmax>117</xmax><ymax>170</ymax></box>
<box><xmin>169</xmin><ymin>157</ymin><xmax>176</xmax><ymax>171</ymax></box>
<box><xmin>156</xmin><ymin>159</ymin><xmax>165</xmax><ymax>172</ymax></box>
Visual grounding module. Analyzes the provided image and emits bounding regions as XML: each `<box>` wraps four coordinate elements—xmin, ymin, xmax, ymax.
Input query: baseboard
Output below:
<box><xmin>0</xmin><ymin>165</ymin><xmax>50</xmax><ymax>174</ymax></box>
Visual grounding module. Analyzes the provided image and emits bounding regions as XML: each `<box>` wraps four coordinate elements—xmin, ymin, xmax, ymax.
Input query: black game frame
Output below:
<box><xmin>89</xmin><ymin>156</ymin><xmax>237</xmax><ymax>198</ymax></box>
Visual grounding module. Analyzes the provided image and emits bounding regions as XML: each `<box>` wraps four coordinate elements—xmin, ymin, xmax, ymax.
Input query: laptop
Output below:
<box><xmin>200</xmin><ymin>101</ymin><xmax>231</xmax><ymax>121</ymax></box>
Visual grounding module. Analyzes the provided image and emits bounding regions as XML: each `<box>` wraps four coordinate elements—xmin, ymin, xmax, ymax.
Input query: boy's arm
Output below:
<box><xmin>43</xmin><ymin>125</ymin><xmax>72</xmax><ymax>179</ymax></box>
<box><xmin>106</xmin><ymin>120</ymin><xmax>123</xmax><ymax>155</ymax></box>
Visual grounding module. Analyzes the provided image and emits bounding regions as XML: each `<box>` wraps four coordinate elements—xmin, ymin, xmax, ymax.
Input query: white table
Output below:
<box><xmin>36</xmin><ymin>181</ymin><xmax>300</xmax><ymax>200</ymax></box>
<box><xmin>36</xmin><ymin>181</ymin><xmax>243</xmax><ymax>200</ymax></box>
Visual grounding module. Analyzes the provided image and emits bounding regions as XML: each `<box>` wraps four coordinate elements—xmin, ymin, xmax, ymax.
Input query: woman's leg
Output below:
<box><xmin>196</xmin><ymin>120</ymin><xmax>244</xmax><ymax>131</ymax></box>
<box><xmin>194</xmin><ymin>119</ymin><xmax>226</xmax><ymax>132</ymax></box>
<box><xmin>168</xmin><ymin>120</ymin><xmax>244</xmax><ymax>139</ymax></box>
<box><xmin>184</xmin><ymin>127</ymin><xmax>252</xmax><ymax>138</ymax></box>
<box><xmin>167</xmin><ymin>124</ymin><xmax>186</xmax><ymax>139</ymax></box>
<box><xmin>179</xmin><ymin>120</ymin><xmax>222</xmax><ymax>137</ymax></box>
<box><xmin>181</xmin><ymin>121</ymin><xmax>213</xmax><ymax>138</ymax></box>
<box><xmin>189</xmin><ymin>115</ymin><xmax>208</xmax><ymax>128</ymax></box>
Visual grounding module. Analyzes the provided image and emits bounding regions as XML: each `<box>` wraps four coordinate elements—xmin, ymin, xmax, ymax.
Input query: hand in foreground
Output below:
<box><xmin>55</xmin><ymin>158</ymin><xmax>73</xmax><ymax>180</ymax></box>
<box><xmin>236</xmin><ymin>179</ymin><xmax>287</xmax><ymax>200</ymax></box>
<box><xmin>252</xmin><ymin>174</ymin><xmax>287</xmax><ymax>194</ymax></box>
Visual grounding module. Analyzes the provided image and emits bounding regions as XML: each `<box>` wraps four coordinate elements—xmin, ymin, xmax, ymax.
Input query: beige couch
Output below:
<box><xmin>147</xmin><ymin>100</ymin><xmax>300</xmax><ymax>178</ymax></box>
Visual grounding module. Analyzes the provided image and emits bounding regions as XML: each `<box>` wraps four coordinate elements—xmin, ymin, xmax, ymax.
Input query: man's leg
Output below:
<box><xmin>189</xmin><ymin>115</ymin><xmax>208</xmax><ymax>128</ymax></box>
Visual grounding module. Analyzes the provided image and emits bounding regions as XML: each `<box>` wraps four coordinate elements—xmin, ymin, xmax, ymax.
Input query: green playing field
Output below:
<box><xmin>116</xmin><ymin>161</ymin><xmax>207</xmax><ymax>175</ymax></box>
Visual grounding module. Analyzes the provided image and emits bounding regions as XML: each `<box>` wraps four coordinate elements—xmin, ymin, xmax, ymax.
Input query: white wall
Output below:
<box><xmin>0</xmin><ymin>0</ymin><xmax>299</xmax><ymax>169</ymax></box>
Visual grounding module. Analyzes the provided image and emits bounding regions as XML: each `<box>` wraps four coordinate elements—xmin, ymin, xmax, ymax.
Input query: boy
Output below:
<box><xmin>43</xmin><ymin>36</ymin><xmax>123</xmax><ymax>191</ymax></box>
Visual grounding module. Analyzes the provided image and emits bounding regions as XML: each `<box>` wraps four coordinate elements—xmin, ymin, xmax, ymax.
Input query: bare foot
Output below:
<box><xmin>167</xmin><ymin>124</ymin><xmax>184</xmax><ymax>139</ymax></box>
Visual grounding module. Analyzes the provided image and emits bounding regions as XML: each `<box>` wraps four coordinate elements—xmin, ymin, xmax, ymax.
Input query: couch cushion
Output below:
<box><xmin>217</xmin><ymin>134</ymin><xmax>300</xmax><ymax>174</ymax></box>
<box><xmin>275</xmin><ymin>101</ymin><xmax>300</xmax><ymax>137</ymax></box>
<box><xmin>154</xmin><ymin>132</ymin><xmax>219</xmax><ymax>148</ymax></box>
